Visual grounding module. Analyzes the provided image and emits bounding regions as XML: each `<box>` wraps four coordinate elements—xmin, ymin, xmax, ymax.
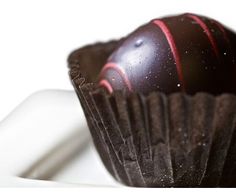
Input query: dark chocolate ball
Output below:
<box><xmin>99</xmin><ymin>13</ymin><xmax>236</xmax><ymax>95</ymax></box>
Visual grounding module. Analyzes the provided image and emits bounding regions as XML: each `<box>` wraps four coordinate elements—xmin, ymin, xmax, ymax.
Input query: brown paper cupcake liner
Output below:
<box><xmin>68</xmin><ymin>40</ymin><xmax>236</xmax><ymax>187</ymax></box>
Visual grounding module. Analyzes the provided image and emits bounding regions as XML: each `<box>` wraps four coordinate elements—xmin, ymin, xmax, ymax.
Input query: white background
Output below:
<box><xmin>0</xmin><ymin>0</ymin><xmax>236</xmax><ymax>120</ymax></box>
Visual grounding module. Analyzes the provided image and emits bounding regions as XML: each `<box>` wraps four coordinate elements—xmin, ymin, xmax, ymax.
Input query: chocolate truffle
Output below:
<box><xmin>99</xmin><ymin>13</ymin><xmax>236</xmax><ymax>95</ymax></box>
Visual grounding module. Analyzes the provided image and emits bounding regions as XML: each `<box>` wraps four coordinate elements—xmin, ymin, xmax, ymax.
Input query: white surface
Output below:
<box><xmin>0</xmin><ymin>176</ymin><xmax>78</xmax><ymax>187</ymax></box>
<box><xmin>52</xmin><ymin>143</ymin><xmax>119</xmax><ymax>186</ymax></box>
<box><xmin>0</xmin><ymin>90</ymin><xmax>119</xmax><ymax>187</ymax></box>
<box><xmin>0</xmin><ymin>0</ymin><xmax>236</xmax><ymax>121</ymax></box>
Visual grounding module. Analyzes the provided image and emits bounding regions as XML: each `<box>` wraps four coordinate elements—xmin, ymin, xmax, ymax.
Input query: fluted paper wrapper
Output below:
<box><xmin>68</xmin><ymin>41</ymin><xmax>236</xmax><ymax>187</ymax></box>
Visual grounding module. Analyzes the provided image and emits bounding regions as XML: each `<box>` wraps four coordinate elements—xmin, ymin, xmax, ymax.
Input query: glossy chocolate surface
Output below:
<box><xmin>99</xmin><ymin>13</ymin><xmax>236</xmax><ymax>95</ymax></box>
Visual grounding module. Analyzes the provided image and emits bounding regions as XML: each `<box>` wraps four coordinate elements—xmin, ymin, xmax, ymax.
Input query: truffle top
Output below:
<box><xmin>99</xmin><ymin>13</ymin><xmax>236</xmax><ymax>95</ymax></box>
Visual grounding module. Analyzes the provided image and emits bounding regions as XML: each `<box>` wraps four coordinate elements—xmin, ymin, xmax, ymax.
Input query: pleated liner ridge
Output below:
<box><xmin>68</xmin><ymin>40</ymin><xmax>236</xmax><ymax>187</ymax></box>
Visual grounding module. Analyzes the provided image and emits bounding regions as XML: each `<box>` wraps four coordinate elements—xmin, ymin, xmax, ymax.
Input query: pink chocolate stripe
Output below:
<box><xmin>211</xmin><ymin>19</ymin><xmax>230</xmax><ymax>44</ymax></box>
<box><xmin>186</xmin><ymin>14</ymin><xmax>219</xmax><ymax>58</ymax></box>
<box><xmin>153</xmin><ymin>19</ymin><xmax>185</xmax><ymax>90</ymax></box>
<box><xmin>99</xmin><ymin>79</ymin><xmax>113</xmax><ymax>94</ymax></box>
<box><xmin>100</xmin><ymin>62</ymin><xmax>133</xmax><ymax>92</ymax></box>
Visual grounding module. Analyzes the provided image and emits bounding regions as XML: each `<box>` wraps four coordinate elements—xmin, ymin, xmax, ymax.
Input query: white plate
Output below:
<box><xmin>0</xmin><ymin>90</ymin><xmax>120</xmax><ymax>187</ymax></box>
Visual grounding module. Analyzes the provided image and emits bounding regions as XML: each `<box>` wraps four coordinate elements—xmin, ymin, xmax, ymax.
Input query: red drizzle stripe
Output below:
<box><xmin>186</xmin><ymin>14</ymin><xmax>219</xmax><ymax>58</ymax></box>
<box><xmin>100</xmin><ymin>62</ymin><xmax>133</xmax><ymax>92</ymax></box>
<box><xmin>211</xmin><ymin>19</ymin><xmax>235</xmax><ymax>74</ymax></box>
<box><xmin>153</xmin><ymin>19</ymin><xmax>185</xmax><ymax>90</ymax></box>
<box><xmin>211</xmin><ymin>19</ymin><xmax>230</xmax><ymax>44</ymax></box>
<box><xmin>99</xmin><ymin>79</ymin><xmax>113</xmax><ymax>93</ymax></box>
